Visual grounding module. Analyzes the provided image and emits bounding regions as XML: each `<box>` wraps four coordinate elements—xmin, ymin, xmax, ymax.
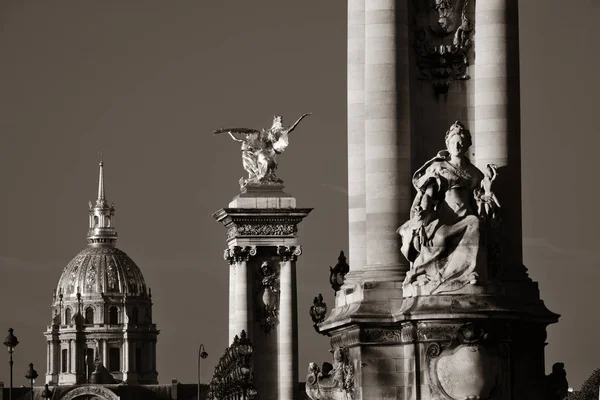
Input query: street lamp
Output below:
<box><xmin>25</xmin><ymin>363</ymin><xmax>38</xmax><ymax>400</ymax></box>
<box><xmin>198</xmin><ymin>344</ymin><xmax>208</xmax><ymax>400</ymax></box>
<box><xmin>3</xmin><ymin>328</ymin><xmax>19</xmax><ymax>400</ymax></box>
<box><xmin>41</xmin><ymin>383</ymin><xmax>53</xmax><ymax>399</ymax></box>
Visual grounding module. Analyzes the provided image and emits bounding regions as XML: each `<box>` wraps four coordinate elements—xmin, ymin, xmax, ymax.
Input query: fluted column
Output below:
<box><xmin>473</xmin><ymin>0</ymin><xmax>524</xmax><ymax>276</ymax></box>
<box><xmin>362</xmin><ymin>0</ymin><xmax>412</xmax><ymax>281</ymax></box>
<box><xmin>346</xmin><ymin>0</ymin><xmax>367</xmax><ymax>282</ymax></box>
<box><xmin>228</xmin><ymin>263</ymin><xmax>236</xmax><ymax>342</ymax></box>
<box><xmin>225</xmin><ymin>246</ymin><xmax>257</xmax><ymax>336</ymax></box>
<box><xmin>277</xmin><ymin>245</ymin><xmax>301</xmax><ymax>400</ymax></box>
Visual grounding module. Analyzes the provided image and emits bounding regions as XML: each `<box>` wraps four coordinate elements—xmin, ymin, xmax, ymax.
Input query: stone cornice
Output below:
<box><xmin>213</xmin><ymin>208</ymin><xmax>312</xmax><ymax>239</ymax></box>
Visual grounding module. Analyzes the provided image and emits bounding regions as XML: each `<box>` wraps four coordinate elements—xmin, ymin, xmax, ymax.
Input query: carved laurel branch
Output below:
<box><xmin>223</xmin><ymin>246</ymin><xmax>257</xmax><ymax>264</ymax></box>
<box><xmin>228</xmin><ymin>224</ymin><xmax>297</xmax><ymax>239</ymax></box>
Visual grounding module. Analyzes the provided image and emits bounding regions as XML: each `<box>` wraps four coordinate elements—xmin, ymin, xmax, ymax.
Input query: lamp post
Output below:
<box><xmin>41</xmin><ymin>383</ymin><xmax>53</xmax><ymax>399</ymax></box>
<box><xmin>3</xmin><ymin>328</ymin><xmax>19</xmax><ymax>400</ymax></box>
<box><xmin>25</xmin><ymin>363</ymin><xmax>38</xmax><ymax>400</ymax></box>
<box><xmin>198</xmin><ymin>344</ymin><xmax>208</xmax><ymax>400</ymax></box>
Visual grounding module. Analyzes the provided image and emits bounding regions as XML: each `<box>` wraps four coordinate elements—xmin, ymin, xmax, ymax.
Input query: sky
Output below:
<box><xmin>0</xmin><ymin>0</ymin><xmax>599</xmax><ymax>390</ymax></box>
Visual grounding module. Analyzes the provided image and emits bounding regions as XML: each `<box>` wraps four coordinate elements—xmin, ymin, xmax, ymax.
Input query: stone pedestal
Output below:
<box><xmin>214</xmin><ymin>184</ymin><xmax>312</xmax><ymax>400</ymax></box>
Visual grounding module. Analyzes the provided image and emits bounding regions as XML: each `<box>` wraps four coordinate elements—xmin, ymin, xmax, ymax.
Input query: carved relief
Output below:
<box><xmin>330</xmin><ymin>330</ymin><xmax>361</xmax><ymax>349</ymax></box>
<box><xmin>61</xmin><ymin>385</ymin><xmax>119</xmax><ymax>400</ymax></box>
<box><xmin>85</xmin><ymin>259</ymin><xmax>97</xmax><ymax>292</ymax></box>
<box><xmin>257</xmin><ymin>261</ymin><xmax>280</xmax><ymax>333</ymax></box>
<box><xmin>413</xmin><ymin>0</ymin><xmax>473</xmax><ymax>94</ymax></box>
<box><xmin>223</xmin><ymin>246</ymin><xmax>258</xmax><ymax>264</ymax></box>
<box><xmin>417</xmin><ymin>324</ymin><xmax>460</xmax><ymax>342</ymax></box>
<box><xmin>306</xmin><ymin>347</ymin><xmax>355</xmax><ymax>400</ymax></box>
<box><xmin>228</xmin><ymin>223</ymin><xmax>297</xmax><ymax>239</ymax></box>
<box><xmin>277</xmin><ymin>245</ymin><xmax>302</xmax><ymax>262</ymax></box>
<box><xmin>106</xmin><ymin>259</ymin><xmax>118</xmax><ymax>291</ymax></box>
<box><xmin>360</xmin><ymin>329</ymin><xmax>402</xmax><ymax>344</ymax></box>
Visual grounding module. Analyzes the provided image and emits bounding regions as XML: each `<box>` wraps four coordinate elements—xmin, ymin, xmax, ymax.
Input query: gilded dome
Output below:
<box><xmin>56</xmin><ymin>245</ymin><xmax>147</xmax><ymax>297</ymax></box>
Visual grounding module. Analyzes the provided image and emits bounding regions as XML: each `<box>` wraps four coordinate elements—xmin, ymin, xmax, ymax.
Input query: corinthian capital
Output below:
<box><xmin>277</xmin><ymin>245</ymin><xmax>302</xmax><ymax>262</ymax></box>
<box><xmin>223</xmin><ymin>246</ymin><xmax>258</xmax><ymax>264</ymax></box>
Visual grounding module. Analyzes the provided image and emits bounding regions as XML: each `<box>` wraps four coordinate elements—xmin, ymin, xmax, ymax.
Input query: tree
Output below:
<box><xmin>567</xmin><ymin>368</ymin><xmax>600</xmax><ymax>400</ymax></box>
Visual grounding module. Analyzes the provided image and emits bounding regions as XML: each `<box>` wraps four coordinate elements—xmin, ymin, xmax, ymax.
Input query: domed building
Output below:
<box><xmin>44</xmin><ymin>162</ymin><xmax>159</xmax><ymax>387</ymax></box>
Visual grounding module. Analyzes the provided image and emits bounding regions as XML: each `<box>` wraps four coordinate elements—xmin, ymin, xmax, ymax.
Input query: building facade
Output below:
<box><xmin>44</xmin><ymin>162</ymin><xmax>159</xmax><ymax>387</ymax></box>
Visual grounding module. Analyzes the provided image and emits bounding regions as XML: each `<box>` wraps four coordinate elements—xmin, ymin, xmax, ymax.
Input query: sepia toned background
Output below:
<box><xmin>1</xmin><ymin>0</ymin><xmax>599</xmax><ymax>389</ymax></box>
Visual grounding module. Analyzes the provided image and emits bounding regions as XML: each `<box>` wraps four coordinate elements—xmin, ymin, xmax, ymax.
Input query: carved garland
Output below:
<box><xmin>360</xmin><ymin>329</ymin><xmax>403</xmax><ymax>344</ymax></box>
<box><xmin>228</xmin><ymin>224</ymin><xmax>297</xmax><ymax>239</ymax></box>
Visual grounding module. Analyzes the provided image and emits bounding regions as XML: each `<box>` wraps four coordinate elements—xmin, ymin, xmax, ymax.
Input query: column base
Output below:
<box><xmin>310</xmin><ymin>290</ymin><xmax>558</xmax><ymax>400</ymax></box>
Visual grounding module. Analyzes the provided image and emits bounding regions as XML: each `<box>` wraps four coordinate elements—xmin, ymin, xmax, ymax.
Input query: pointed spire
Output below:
<box><xmin>97</xmin><ymin>161</ymin><xmax>105</xmax><ymax>203</ymax></box>
<box><xmin>88</xmin><ymin>159</ymin><xmax>118</xmax><ymax>247</ymax></box>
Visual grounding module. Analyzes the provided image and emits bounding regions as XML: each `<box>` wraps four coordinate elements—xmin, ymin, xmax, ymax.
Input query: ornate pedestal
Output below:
<box><xmin>313</xmin><ymin>281</ymin><xmax>557</xmax><ymax>400</ymax></box>
<box><xmin>214</xmin><ymin>183</ymin><xmax>312</xmax><ymax>400</ymax></box>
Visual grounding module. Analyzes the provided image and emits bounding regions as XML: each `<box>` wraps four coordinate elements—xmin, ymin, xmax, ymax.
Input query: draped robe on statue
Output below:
<box><xmin>398</xmin><ymin>150</ymin><xmax>488</xmax><ymax>294</ymax></box>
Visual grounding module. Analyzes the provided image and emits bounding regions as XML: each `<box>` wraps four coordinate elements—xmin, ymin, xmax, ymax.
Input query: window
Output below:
<box><xmin>65</xmin><ymin>308</ymin><xmax>72</xmax><ymax>325</ymax></box>
<box><xmin>106</xmin><ymin>216</ymin><xmax>111</xmax><ymax>227</ymax></box>
<box><xmin>93</xmin><ymin>216</ymin><xmax>99</xmax><ymax>227</ymax></box>
<box><xmin>61</xmin><ymin>349</ymin><xmax>68</xmax><ymax>373</ymax></box>
<box><xmin>109</xmin><ymin>307</ymin><xmax>118</xmax><ymax>324</ymax></box>
<box><xmin>131</xmin><ymin>307</ymin><xmax>139</xmax><ymax>325</ymax></box>
<box><xmin>135</xmin><ymin>348</ymin><xmax>143</xmax><ymax>373</ymax></box>
<box><xmin>109</xmin><ymin>347</ymin><xmax>120</xmax><ymax>372</ymax></box>
<box><xmin>85</xmin><ymin>348</ymin><xmax>94</xmax><ymax>378</ymax></box>
<box><xmin>85</xmin><ymin>307</ymin><xmax>94</xmax><ymax>324</ymax></box>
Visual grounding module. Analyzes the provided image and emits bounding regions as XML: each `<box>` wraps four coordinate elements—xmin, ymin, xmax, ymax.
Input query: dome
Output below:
<box><xmin>56</xmin><ymin>246</ymin><xmax>148</xmax><ymax>297</ymax></box>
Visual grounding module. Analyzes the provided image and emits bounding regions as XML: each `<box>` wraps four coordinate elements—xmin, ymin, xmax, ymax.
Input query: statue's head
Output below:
<box><xmin>261</xmin><ymin>261</ymin><xmax>272</xmax><ymax>275</ymax></box>
<box><xmin>271</xmin><ymin>115</ymin><xmax>283</xmax><ymax>130</ymax></box>
<box><xmin>552</xmin><ymin>362</ymin><xmax>565</xmax><ymax>374</ymax></box>
<box><xmin>445</xmin><ymin>120</ymin><xmax>472</xmax><ymax>157</ymax></box>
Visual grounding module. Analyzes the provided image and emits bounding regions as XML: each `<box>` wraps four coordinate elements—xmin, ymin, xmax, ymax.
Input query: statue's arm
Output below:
<box><xmin>227</xmin><ymin>132</ymin><xmax>244</xmax><ymax>143</ymax></box>
<box><xmin>287</xmin><ymin>113</ymin><xmax>312</xmax><ymax>134</ymax></box>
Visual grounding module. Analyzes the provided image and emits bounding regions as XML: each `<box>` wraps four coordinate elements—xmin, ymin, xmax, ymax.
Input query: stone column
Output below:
<box><xmin>68</xmin><ymin>339</ymin><xmax>73</xmax><ymax>373</ymax></box>
<box><xmin>47</xmin><ymin>341</ymin><xmax>52</xmax><ymax>373</ymax></box>
<box><xmin>123</xmin><ymin>337</ymin><xmax>129</xmax><ymax>377</ymax></box>
<box><xmin>228</xmin><ymin>263</ymin><xmax>236</xmax><ymax>342</ymax></box>
<box><xmin>473</xmin><ymin>0</ymin><xmax>524</xmax><ymax>276</ymax></box>
<box><xmin>214</xmin><ymin>186</ymin><xmax>312</xmax><ymax>400</ymax></box>
<box><xmin>102</xmin><ymin>340</ymin><xmax>108</xmax><ymax>367</ymax></box>
<box><xmin>277</xmin><ymin>246</ymin><xmax>301</xmax><ymax>400</ymax></box>
<box><xmin>362</xmin><ymin>0</ymin><xmax>412</xmax><ymax>282</ymax></box>
<box><xmin>346</xmin><ymin>0</ymin><xmax>366</xmax><ymax>283</ymax></box>
<box><xmin>225</xmin><ymin>246</ymin><xmax>257</xmax><ymax>337</ymax></box>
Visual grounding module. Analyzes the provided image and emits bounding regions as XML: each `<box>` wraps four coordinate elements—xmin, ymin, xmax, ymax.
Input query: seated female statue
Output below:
<box><xmin>397</xmin><ymin>121</ymin><xmax>499</xmax><ymax>295</ymax></box>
